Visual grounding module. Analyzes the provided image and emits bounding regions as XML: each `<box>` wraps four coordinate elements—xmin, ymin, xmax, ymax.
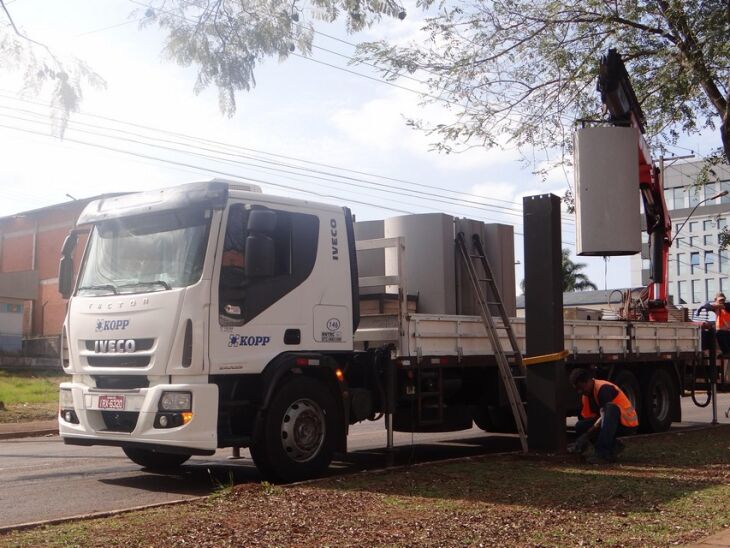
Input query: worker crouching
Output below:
<box><xmin>568</xmin><ymin>369</ymin><xmax>639</xmax><ymax>464</ymax></box>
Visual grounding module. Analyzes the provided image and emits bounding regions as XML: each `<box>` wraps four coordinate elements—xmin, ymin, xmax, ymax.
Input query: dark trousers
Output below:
<box><xmin>575</xmin><ymin>403</ymin><xmax>636</xmax><ymax>459</ymax></box>
<box><xmin>717</xmin><ymin>330</ymin><xmax>730</xmax><ymax>355</ymax></box>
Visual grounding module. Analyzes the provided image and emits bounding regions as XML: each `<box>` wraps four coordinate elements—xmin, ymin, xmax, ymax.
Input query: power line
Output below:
<box><xmin>75</xmin><ymin>17</ymin><xmax>141</xmax><ymax>37</ymax></box>
<box><xmin>0</xmin><ymin>93</ymin><xmax>575</xmax><ymax>223</ymax></box>
<box><xmin>0</xmin><ymin>91</ymin><xmax>566</xmax><ymax>218</ymax></box>
<box><xmin>0</xmin><ymin>115</ymin><xmax>579</xmax><ymax>246</ymax></box>
<box><xmin>0</xmin><ymin>106</ymin><xmax>536</xmax><ymax>221</ymax></box>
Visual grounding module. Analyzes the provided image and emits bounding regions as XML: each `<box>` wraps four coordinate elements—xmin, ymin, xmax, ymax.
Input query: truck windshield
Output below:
<box><xmin>77</xmin><ymin>207</ymin><xmax>211</xmax><ymax>296</ymax></box>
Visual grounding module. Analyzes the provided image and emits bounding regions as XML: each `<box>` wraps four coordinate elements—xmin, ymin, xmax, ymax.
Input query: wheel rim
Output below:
<box><xmin>652</xmin><ymin>381</ymin><xmax>670</xmax><ymax>423</ymax></box>
<box><xmin>280</xmin><ymin>398</ymin><xmax>326</xmax><ymax>463</ymax></box>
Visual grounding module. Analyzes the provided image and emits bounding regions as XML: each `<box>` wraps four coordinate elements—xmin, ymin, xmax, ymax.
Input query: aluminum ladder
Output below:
<box><xmin>456</xmin><ymin>232</ymin><xmax>528</xmax><ymax>452</ymax></box>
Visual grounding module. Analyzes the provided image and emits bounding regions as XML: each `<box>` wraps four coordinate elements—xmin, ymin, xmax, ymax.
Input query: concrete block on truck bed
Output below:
<box><xmin>483</xmin><ymin>223</ymin><xmax>516</xmax><ymax>317</ymax></box>
<box><xmin>574</xmin><ymin>126</ymin><xmax>641</xmax><ymax>256</ymax></box>
<box><xmin>384</xmin><ymin>213</ymin><xmax>456</xmax><ymax>315</ymax></box>
<box><xmin>354</xmin><ymin>220</ymin><xmax>385</xmax><ymax>295</ymax></box>
<box><xmin>454</xmin><ymin>219</ymin><xmax>516</xmax><ymax>318</ymax></box>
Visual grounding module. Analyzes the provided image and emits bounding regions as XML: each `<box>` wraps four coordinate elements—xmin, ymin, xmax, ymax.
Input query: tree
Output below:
<box><xmin>2</xmin><ymin>1</ymin><xmax>727</xmax><ymax>164</ymax></box>
<box><xmin>520</xmin><ymin>248</ymin><xmax>597</xmax><ymax>293</ymax></box>
<box><xmin>354</xmin><ymin>1</ymin><xmax>729</xmax><ymax>168</ymax></box>
<box><xmin>560</xmin><ymin>249</ymin><xmax>598</xmax><ymax>292</ymax></box>
<box><xmin>0</xmin><ymin>0</ymin><xmax>105</xmax><ymax>135</ymax></box>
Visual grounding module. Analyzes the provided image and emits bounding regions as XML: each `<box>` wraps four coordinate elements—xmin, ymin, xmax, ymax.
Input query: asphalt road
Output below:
<box><xmin>1</xmin><ymin>393</ymin><xmax>728</xmax><ymax>530</ymax></box>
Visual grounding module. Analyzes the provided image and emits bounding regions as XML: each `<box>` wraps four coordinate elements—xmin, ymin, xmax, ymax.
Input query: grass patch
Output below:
<box><xmin>0</xmin><ymin>369</ymin><xmax>65</xmax><ymax>423</ymax></box>
<box><xmin>2</xmin><ymin>426</ymin><xmax>730</xmax><ymax>546</ymax></box>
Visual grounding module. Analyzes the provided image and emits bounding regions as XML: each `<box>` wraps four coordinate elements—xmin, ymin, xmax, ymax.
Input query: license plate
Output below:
<box><xmin>98</xmin><ymin>395</ymin><xmax>125</xmax><ymax>410</ymax></box>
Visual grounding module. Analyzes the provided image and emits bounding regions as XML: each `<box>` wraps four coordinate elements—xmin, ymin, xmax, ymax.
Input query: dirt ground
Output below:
<box><xmin>2</xmin><ymin>425</ymin><xmax>729</xmax><ymax>547</ymax></box>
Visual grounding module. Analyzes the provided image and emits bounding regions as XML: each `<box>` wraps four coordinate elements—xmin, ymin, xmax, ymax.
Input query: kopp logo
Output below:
<box><xmin>95</xmin><ymin>319</ymin><xmax>130</xmax><ymax>332</ymax></box>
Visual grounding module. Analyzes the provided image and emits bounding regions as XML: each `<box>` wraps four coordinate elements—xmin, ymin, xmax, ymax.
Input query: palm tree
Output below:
<box><xmin>520</xmin><ymin>248</ymin><xmax>598</xmax><ymax>293</ymax></box>
<box><xmin>561</xmin><ymin>249</ymin><xmax>597</xmax><ymax>292</ymax></box>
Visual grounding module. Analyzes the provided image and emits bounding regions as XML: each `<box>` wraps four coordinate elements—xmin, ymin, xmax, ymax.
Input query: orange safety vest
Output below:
<box><xmin>716</xmin><ymin>308</ymin><xmax>730</xmax><ymax>331</ymax></box>
<box><xmin>580</xmin><ymin>379</ymin><xmax>639</xmax><ymax>428</ymax></box>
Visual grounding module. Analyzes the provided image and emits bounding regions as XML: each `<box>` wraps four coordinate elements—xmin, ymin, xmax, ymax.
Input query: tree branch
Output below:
<box><xmin>0</xmin><ymin>0</ymin><xmax>60</xmax><ymax>65</ymax></box>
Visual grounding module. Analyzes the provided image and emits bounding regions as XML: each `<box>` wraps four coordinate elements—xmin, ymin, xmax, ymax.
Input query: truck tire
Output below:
<box><xmin>122</xmin><ymin>447</ymin><xmax>190</xmax><ymax>470</ymax></box>
<box><xmin>250</xmin><ymin>376</ymin><xmax>337</xmax><ymax>483</ymax></box>
<box><xmin>613</xmin><ymin>370</ymin><xmax>641</xmax><ymax>418</ymax></box>
<box><xmin>473</xmin><ymin>405</ymin><xmax>516</xmax><ymax>433</ymax></box>
<box><xmin>641</xmin><ymin>369</ymin><xmax>675</xmax><ymax>433</ymax></box>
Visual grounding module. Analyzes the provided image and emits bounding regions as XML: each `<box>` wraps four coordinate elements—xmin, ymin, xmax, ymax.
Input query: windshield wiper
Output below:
<box><xmin>77</xmin><ymin>284</ymin><xmax>117</xmax><ymax>294</ymax></box>
<box><xmin>117</xmin><ymin>280</ymin><xmax>172</xmax><ymax>291</ymax></box>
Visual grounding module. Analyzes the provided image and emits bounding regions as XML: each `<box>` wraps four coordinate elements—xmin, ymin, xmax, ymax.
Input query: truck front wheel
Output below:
<box><xmin>251</xmin><ymin>376</ymin><xmax>337</xmax><ymax>483</ymax></box>
<box><xmin>122</xmin><ymin>447</ymin><xmax>190</xmax><ymax>471</ymax></box>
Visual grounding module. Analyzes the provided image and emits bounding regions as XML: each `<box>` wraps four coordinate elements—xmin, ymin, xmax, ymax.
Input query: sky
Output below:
<box><xmin>0</xmin><ymin>0</ymin><xmax>721</xmax><ymax>293</ymax></box>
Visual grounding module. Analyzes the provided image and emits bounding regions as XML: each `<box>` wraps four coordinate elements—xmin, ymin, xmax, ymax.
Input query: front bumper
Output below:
<box><xmin>59</xmin><ymin>380</ymin><xmax>218</xmax><ymax>454</ymax></box>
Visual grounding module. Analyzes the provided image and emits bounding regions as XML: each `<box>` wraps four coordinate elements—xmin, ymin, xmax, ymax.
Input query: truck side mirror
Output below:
<box><xmin>245</xmin><ymin>234</ymin><xmax>275</xmax><ymax>278</ymax></box>
<box><xmin>247</xmin><ymin>209</ymin><xmax>277</xmax><ymax>233</ymax></box>
<box><xmin>58</xmin><ymin>232</ymin><xmax>78</xmax><ymax>299</ymax></box>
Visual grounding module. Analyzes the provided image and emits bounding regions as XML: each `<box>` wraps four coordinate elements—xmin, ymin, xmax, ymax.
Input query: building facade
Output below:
<box><xmin>630</xmin><ymin>159</ymin><xmax>730</xmax><ymax>309</ymax></box>
<box><xmin>0</xmin><ymin>198</ymin><xmax>101</xmax><ymax>353</ymax></box>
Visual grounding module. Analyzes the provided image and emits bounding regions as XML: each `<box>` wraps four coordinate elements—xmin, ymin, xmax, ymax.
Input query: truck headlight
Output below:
<box><xmin>60</xmin><ymin>388</ymin><xmax>74</xmax><ymax>410</ymax></box>
<box><xmin>159</xmin><ymin>391</ymin><xmax>192</xmax><ymax>411</ymax></box>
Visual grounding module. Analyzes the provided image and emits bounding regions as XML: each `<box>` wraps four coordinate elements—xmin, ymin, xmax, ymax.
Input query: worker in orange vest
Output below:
<box><xmin>711</xmin><ymin>293</ymin><xmax>730</xmax><ymax>356</ymax></box>
<box><xmin>568</xmin><ymin>368</ymin><xmax>639</xmax><ymax>464</ymax></box>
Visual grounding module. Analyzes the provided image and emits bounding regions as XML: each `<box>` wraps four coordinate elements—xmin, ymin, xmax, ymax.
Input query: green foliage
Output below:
<box><xmin>355</xmin><ymin>1</ymin><xmax>730</xmax><ymax>161</ymax></box>
<box><xmin>0</xmin><ymin>8</ymin><xmax>106</xmax><ymax>137</ymax></box>
<box><xmin>142</xmin><ymin>0</ymin><xmax>406</xmax><ymax>116</ymax></box>
<box><xmin>560</xmin><ymin>248</ymin><xmax>597</xmax><ymax>292</ymax></box>
<box><xmin>520</xmin><ymin>247</ymin><xmax>597</xmax><ymax>293</ymax></box>
<box><xmin>0</xmin><ymin>370</ymin><xmax>65</xmax><ymax>405</ymax></box>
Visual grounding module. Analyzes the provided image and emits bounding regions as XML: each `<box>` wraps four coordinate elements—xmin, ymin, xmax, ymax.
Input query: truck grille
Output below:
<box><xmin>93</xmin><ymin>376</ymin><xmax>149</xmax><ymax>390</ymax></box>
<box><xmin>101</xmin><ymin>411</ymin><xmax>139</xmax><ymax>433</ymax></box>
<box><xmin>85</xmin><ymin>339</ymin><xmax>155</xmax><ymax>351</ymax></box>
<box><xmin>87</xmin><ymin>356</ymin><xmax>151</xmax><ymax>367</ymax></box>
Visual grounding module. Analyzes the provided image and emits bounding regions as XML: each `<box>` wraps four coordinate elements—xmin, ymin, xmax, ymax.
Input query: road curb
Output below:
<box><xmin>0</xmin><ymin>497</ymin><xmax>206</xmax><ymax>535</ymax></box>
<box><xmin>0</xmin><ymin>428</ymin><xmax>57</xmax><ymax>441</ymax></box>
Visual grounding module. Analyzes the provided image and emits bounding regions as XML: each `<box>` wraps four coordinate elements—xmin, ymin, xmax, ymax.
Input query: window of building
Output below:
<box><xmin>676</xmin><ymin>253</ymin><xmax>684</xmax><ymax>275</ymax></box>
<box><xmin>675</xmin><ymin>237</ymin><xmax>684</xmax><ymax>250</ymax></box>
<box><xmin>706</xmin><ymin>279</ymin><xmax>716</xmax><ymax>302</ymax></box>
<box><xmin>719</xmin><ymin>218</ymin><xmax>728</xmax><ymax>230</ymax></box>
<box><xmin>720</xmin><ymin>252</ymin><xmax>728</xmax><ymax>274</ymax></box>
<box><xmin>673</xmin><ymin>187</ymin><xmax>685</xmax><ymax>209</ymax></box>
<box><xmin>692</xmin><ymin>279</ymin><xmax>701</xmax><ymax>303</ymax></box>
<box><xmin>664</xmin><ymin>189</ymin><xmax>673</xmax><ymax>210</ymax></box>
<box><xmin>704</xmin><ymin>220</ymin><xmax>714</xmax><ymax>231</ymax></box>
<box><xmin>705</xmin><ymin>234</ymin><xmax>713</xmax><ymax>246</ymax></box>
<box><xmin>677</xmin><ymin>280</ymin><xmax>687</xmax><ymax>304</ymax></box>
<box><xmin>721</xmin><ymin>278</ymin><xmax>728</xmax><ymax>294</ymax></box>
<box><xmin>689</xmin><ymin>221</ymin><xmax>698</xmax><ymax>233</ymax></box>
<box><xmin>691</xmin><ymin>252</ymin><xmax>700</xmax><ymax>274</ymax></box>
<box><xmin>705</xmin><ymin>251</ymin><xmax>715</xmax><ymax>273</ymax></box>
<box><xmin>722</xmin><ymin>181</ymin><xmax>730</xmax><ymax>204</ymax></box>
<box><xmin>689</xmin><ymin>190</ymin><xmax>700</xmax><ymax>207</ymax></box>
<box><xmin>704</xmin><ymin>183</ymin><xmax>717</xmax><ymax>202</ymax></box>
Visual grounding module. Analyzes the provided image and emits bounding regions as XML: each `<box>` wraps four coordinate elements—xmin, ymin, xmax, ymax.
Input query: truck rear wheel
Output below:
<box><xmin>473</xmin><ymin>404</ymin><xmax>516</xmax><ymax>433</ymax></box>
<box><xmin>122</xmin><ymin>447</ymin><xmax>190</xmax><ymax>471</ymax></box>
<box><xmin>251</xmin><ymin>376</ymin><xmax>337</xmax><ymax>483</ymax></box>
<box><xmin>641</xmin><ymin>369</ymin><xmax>675</xmax><ymax>433</ymax></box>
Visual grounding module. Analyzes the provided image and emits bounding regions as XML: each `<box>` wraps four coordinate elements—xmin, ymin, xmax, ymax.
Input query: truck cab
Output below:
<box><xmin>59</xmin><ymin>180</ymin><xmax>361</xmax><ymax>481</ymax></box>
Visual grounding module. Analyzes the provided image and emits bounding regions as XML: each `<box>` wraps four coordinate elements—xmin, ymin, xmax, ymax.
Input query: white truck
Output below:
<box><xmin>58</xmin><ymin>180</ymin><xmax>703</xmax><ymax>481</ymax></box>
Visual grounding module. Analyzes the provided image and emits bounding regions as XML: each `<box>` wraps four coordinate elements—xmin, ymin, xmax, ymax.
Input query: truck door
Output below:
<box><xmin>208</xmin><ymin>201</ymin><xmax>352</xmax><ymax>375</ymax></box>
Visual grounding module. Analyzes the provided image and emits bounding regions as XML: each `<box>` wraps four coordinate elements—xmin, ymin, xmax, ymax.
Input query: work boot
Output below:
<box><xmin>586</xmin><ymin>454</ymin><xmax>611</xmax><ymax>465</ymax></box>
<box><xmin>612</xmin><ymin>439</ymin><xmax>626</xmax><ymax>458</ymax></box>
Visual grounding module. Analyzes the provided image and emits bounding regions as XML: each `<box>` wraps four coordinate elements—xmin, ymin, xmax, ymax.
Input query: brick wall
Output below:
<box><xmin>0</xmin><ymin>199</ymin><xmax>96</xmax><ymax>339</ymax></box>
